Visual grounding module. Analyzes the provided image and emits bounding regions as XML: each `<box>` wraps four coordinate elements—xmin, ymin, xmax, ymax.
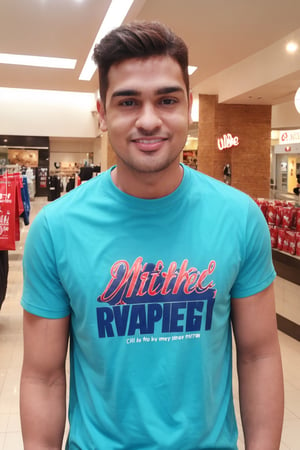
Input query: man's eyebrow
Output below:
<box><xmin>111</xmin><ymin>89</ymin><xmax>140</xmax><ymax>98</ymax></box>
<box><xmin>111</xmin><ymin>86</ymin><xmax>184</xmax><ymax>98</ymax></box>
<box><xmin>155</xmin><ymin>86</ymin><xmax>185</xmax><ymax>95</ymax></box>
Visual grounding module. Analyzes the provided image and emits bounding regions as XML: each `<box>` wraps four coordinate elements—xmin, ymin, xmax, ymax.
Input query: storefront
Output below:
<box><xmin>0</xmin><ymin>135</ymin><xmax>49</xmax><ymax>198</ymax></box>
<box><xmin>272</xmin><ymin>130</ymin><xmax>300</xmax><ymax>194</ymax></box>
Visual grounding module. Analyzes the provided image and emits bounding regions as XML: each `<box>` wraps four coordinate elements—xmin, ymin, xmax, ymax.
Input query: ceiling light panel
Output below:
<box><xmin>0</xmin><ymin>53</ymin><xmax>77</xmax><ymax>69</ymax></box>
<box><xmin>188</xmin><ymin>66</ymin><xmax>197</xmax><ymax>75</ymax></box>
<box><xmin>79</xmin><ymin>0</ymin><xmax>135</xmax><ymax>81</ymax></box>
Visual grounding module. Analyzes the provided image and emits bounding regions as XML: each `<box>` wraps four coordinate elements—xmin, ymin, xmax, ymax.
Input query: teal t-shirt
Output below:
<box><xmin>22</xmin><ymin>165</ymin><xmax>275</xmax><ymax>449</ymax></box>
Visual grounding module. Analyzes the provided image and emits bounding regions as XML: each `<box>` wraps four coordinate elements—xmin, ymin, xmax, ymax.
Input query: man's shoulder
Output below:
<box><xmin>40</xmin><ymin>170</ymin><xmax>110</xmax><ymax>225</ymax></box>
<box><xmin>187</xmin><ymin>167</ymin><xmax>251</xmax><ymax>204</ymax></box>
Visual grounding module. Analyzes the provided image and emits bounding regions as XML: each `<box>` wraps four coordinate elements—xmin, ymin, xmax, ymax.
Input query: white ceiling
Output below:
<box><xmin>1</xmin><ymin>0</ymin><xmax>300</xmax><ymax>107</ymax></box>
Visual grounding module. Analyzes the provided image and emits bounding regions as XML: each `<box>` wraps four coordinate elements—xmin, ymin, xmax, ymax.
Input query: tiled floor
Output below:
<box><xmin>0</xmin><ymin>197</ymin><xmax>300</xmax><ymax>449</ymax></box>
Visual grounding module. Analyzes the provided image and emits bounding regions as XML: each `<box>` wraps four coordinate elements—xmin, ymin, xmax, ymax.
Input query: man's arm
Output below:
<box><xmin>231</xmin><ymin>282</ymin><xmax>284</xmax><ymax>450</ymax></box>
<box><xmin>20</xmin><ymin>310</ymin><xmax>70</xmax><ymax>449</ymax></box>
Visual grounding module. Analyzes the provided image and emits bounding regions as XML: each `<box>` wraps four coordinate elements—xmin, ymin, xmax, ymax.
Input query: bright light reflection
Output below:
<box><xmin>295</xmin><ymin>87</ymin><xmax>300</xmax><ymax>113</ymax></box>
<box><xmin>191</xmin><ymin>96</ymin><xmax>199</xmax><ymax>122</ymax></box>
<box><xmin>286</xmin><ymin>41</ymin><xmax>298</xmax><ymax>53</ymax></box>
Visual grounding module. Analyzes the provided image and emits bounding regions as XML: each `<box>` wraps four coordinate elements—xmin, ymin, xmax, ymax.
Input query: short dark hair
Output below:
<box><xmin>93</xmin><ymin>21</ymin><xmax>189</xmax><ymax>107</ymax></box>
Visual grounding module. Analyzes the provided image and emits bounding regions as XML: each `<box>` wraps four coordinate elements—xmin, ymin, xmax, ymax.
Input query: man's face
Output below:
<box><xmin>99</xmin><ymin>55</ymin><xmax>192</xmax><ymax>176</ymax></box>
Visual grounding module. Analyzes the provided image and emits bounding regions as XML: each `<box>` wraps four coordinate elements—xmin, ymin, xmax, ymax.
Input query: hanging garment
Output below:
<box><xmin>0</xmin><ymin>250</ymin><xmax>8</xmax><ymax>309</ymax></box>
<box><xmin>21</xmin><ymin>176</ymin><xmax>30</xmax><ymax>225</ymax></box>
<box><xmin>47</xmin><ymin>176</ymin><xmax>61</xmax><ymax>201</ymax></box>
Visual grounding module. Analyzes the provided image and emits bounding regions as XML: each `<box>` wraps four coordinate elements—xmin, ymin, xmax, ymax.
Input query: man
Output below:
<box><xmin>20</xmin><ymin>21</ymin><xmax>284</xmax><ymax>449</ymax></box>
<box><xmin>293</xmin><ymin>174</ymin><xmax>300</xmax><ymax>195</ymax></box>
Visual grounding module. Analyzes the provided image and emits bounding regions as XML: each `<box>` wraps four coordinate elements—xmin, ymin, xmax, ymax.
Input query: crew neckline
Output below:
<box><xmin>104</xmin><ymin>163</ymin><xmax>190</xmax><ymax>211</ymax></box>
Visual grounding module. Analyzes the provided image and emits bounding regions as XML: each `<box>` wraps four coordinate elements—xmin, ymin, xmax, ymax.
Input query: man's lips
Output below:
<box><xmin>131</xmin><ymin>137</ymin><xmax>168</xmax><ymax>151</ymax></box>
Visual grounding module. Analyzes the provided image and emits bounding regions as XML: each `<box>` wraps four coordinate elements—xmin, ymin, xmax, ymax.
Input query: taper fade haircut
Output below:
<box><xmin>93</xmin><ymin>21</ymin><xmax>190</xmax><ymax>107</ymax></box>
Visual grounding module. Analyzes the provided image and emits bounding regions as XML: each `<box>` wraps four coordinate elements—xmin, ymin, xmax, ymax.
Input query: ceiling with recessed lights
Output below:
<box><xmin>0</xmin><ymin>0</ymin><xmax>300</xmax><ymax>106</ymax></box>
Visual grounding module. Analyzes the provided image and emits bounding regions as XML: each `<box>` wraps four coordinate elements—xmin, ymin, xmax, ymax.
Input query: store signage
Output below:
<box><xmin>217</xmin><ymin>133</ymin><xmax>239</xmax><ymax>151</ymax></box>
<box><xmin>274</xmin><ymin>144</ymin><xmax>300</xmax><ymax>154</ymax></box>
<box><xmin>279</xmin><ymin>129</ymin><xmax>300</xmax><ymax>145</ymax></box>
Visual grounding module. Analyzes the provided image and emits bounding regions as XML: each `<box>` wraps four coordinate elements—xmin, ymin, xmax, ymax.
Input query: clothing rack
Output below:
<box><xmin>0</xmin><ymin>164</ymin><xmax>21</xmax><ymax>175</ymax></box>
<box><xmin>0</xmin><ymin>165</ymin><xmax>30</xmax><ymax>308</ymax></box>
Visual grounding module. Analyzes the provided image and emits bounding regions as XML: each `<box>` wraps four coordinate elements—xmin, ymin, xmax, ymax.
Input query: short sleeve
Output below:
<box><xmin>21</xmin><ymin>208</ymin><xmax>71</xmax><ymax>318</ymax></box>
<box><xmin>231</xmin><ymin>198</ymin><xmax>276</xmax><ymax>299</ymax></box>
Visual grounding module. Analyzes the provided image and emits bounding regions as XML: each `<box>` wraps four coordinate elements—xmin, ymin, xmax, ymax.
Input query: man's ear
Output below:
<box><xmin>97</xmin><ymin>99</ymin><xmax>108</xmax><ymax>132</ymax></box>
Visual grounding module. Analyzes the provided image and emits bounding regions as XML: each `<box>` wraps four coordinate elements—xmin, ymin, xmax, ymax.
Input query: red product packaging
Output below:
<box><xmin>277</xmin><ymin>229</ymin><xmax>285</xmax><ymax>251</ymax></box>
<box><xmin>296</xmin><ymin>232</ymin><xmax>300</xmax><ymax>257</ymax></box>
<box><xmin>282</xmin><ymin>207</ymin><xmax>294</xmax><ymax>229</ymax></box>
<box><xmin>291</xmin><ymin>207</ymin><xmax>297</xmax><ymax>229</ymax></box>
<box><xmin>275</xmin><ymin>206</ymin><xmax>284</xmax><ymax>227</ymax></box>
<box><xmin>256</xmin><ymin>200</ymin><xmax>268</xmax><ymax>218</ymax></box>
<box><xmin>296</xmin><ymin>209</ymin><xmax>300</xmax><ymax>233</ymax></box>
<box><xmin>266</xmin><ymin>203</ymin><xmax>276</xmax><ymax>225</ymax></box>
<box><xmin>269</xmin><ymin>226</ymin><xmax>278</xmax><ymax>248</ymax></box>
<box><xmin>282</xmin><ymin>231</ymin><xmax>290</xmax><ymax>253</ymax></box>
<box><xmin>285</xmin><ymin>230</ymin><xmax>296</xmax><ymax>255</ymax></box>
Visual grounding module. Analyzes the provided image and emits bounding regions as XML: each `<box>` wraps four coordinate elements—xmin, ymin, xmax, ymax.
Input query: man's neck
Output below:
<box><xmin>110</xmin><ymin>163</ymin><xmax>184</xmax><ymax>199</ymax></box>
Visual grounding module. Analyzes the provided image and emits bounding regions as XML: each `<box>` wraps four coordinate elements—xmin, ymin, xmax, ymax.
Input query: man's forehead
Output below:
<box><xmin>106</xmin><ymin>56</ymin><xmax>187</xmax><ymax>98</ymax></box>
<box><xmin>110</xmin><ymin>54</ymin><xmax>178</xmax><ymax>69</ymax></box>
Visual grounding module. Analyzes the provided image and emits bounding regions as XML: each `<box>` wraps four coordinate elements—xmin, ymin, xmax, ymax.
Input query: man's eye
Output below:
<box><xmin>160</xmin><ymin>98</ymin><xmax>177</xmax><ymax>105</ymax></box>
<box><xmin>120</xmin><ymin>99</ymin><xmax>136</xmax><ymax>107</ymax></box>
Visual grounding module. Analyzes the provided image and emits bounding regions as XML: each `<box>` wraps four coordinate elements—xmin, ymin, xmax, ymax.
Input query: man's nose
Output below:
<box><xmin>135</xmin><ymin>103</ymin><xmax>162</xmax><ymax>131</ymax></box>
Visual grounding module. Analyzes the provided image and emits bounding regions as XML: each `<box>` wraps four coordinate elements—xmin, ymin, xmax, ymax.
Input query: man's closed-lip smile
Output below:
<box><xmin>132</xmin><ymin>136</ymin><xmax>168</xmax><ymax>151</ymax></box>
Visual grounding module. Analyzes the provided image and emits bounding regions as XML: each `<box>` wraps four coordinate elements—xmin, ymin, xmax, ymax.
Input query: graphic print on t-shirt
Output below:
<box><xmin>96</xmin><ymin>257</ymin><xmax>216</xmax><ymax>339</ymax></box>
